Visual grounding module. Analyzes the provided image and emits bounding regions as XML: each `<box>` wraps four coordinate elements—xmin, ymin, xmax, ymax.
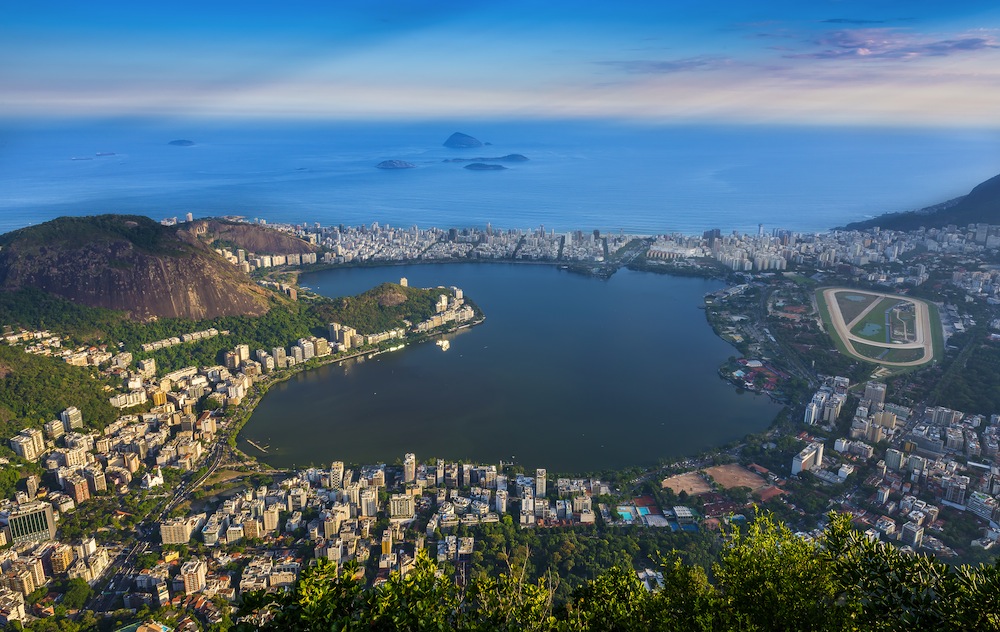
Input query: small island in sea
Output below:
<box><xmin>443</xmin><ymin>131</ymin><xmax>483</xmax><ymax>148</ymax></box>
<box><xmin>444</xmin><ymin>154</ymin><xmax>528</xmax><ymax>163</ymax></box>
<box><xmin>376</xmin><ymin>160</ymin><xmax>416</xmax><ymax>169</ymax></box>
<box><xmin>168</xmin><ymin>139</ymin><xmax>195</xmax><ymax>146</ymax></box>
<box><xmin>464</xmin><ymin>163</ymin><xmax>507</xmax><ymax>171</ymax></box>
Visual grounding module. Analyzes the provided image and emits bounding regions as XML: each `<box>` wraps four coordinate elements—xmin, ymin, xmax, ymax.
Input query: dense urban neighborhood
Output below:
<box><xmin>2</xmin><ymin>213</ymin><xmax>1000</xmax><ymax>629</ymax></box>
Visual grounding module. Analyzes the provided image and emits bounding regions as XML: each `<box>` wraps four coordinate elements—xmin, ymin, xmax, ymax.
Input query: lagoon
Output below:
<box><xmin>238</xmin><ymin>264</ymin><xmax>782</xmax><ymax>472</ymax></box>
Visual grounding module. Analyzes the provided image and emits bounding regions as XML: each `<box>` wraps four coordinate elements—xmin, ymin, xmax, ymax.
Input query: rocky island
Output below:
<box><xmin>376</xmin><ymin>160</ymin><xmax>416</xmax><ymax>169</ymax></box>
<box><xmin>443</xmin><ymin>132</ymin><xmax>483</xmax><ymax>148</ymax></box>
<box><xmin>444</xmin><ymin>154</ymin><xmax>528</xmax><ymax>163</ymax></box>
<box><xmin>464</xmin><ymin>163</ymin><xmax>507</xmax><ymax>171</ymax></box>
<box><xmin>168</xmin><ymin>139</ymin><xmax>195</xmax><ymax>146</ymax></box>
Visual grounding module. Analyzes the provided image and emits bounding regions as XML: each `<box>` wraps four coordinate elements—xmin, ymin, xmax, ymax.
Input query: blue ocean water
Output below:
<box><xmin>1</xmin><ymin>119</ymin><xmax>997</xmax><ymax>236</ymax></box>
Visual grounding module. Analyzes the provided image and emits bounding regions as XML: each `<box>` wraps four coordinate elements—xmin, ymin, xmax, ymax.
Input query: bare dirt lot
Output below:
<box><xmin>661</xmin><ymin>471</ymin><xmax>712</xmax><ymax>495</ymax></box>
<box><xmin>704</xmin><ymin>464</ymin><xmax>767</xmax><ymax>491</ymax></box>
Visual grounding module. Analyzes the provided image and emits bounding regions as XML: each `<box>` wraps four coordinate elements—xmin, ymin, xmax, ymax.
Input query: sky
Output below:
<box><xmin>3</xmin><ymin>1</ymin><xmax>1000</xmax><ymax>126</ymax></box>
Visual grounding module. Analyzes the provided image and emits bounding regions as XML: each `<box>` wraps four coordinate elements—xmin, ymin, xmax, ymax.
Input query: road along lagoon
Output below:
<box><xmin>239</xmin><ymin>264</ymin><xmax>783</xmax><ymax>472</ymax></box>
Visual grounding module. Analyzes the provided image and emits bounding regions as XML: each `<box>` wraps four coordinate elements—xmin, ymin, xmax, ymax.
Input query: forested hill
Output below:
<box><xmin>0</xmin><ymin>215</ymin><xmax>271</xmax><ymax>321</ymax></box>
<box><xmin>843</xmin><ymin>171</ymin><xmax>1000</xmax><ymax>232</ymax></box>
<box><xmin>311</xmin><ymin>282</ymin><xmax>463</xmax><ymax>335</ymax></box>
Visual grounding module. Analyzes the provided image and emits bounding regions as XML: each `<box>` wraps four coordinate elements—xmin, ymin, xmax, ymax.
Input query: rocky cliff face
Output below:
<box><xmin>186</xmin><ymin>219</ymin><xmax>319</xmax><ymax>256</ymax></box>
<box><xmin>0</xmin><ymin>215</ymin><xmax>271</xmax><ymax>321</ymax></box>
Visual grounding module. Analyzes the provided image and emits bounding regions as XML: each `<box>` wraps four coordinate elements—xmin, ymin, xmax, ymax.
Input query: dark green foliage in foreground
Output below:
<box><xmin>237</xmin><ymin>513</ymin><xmax>1000</xmax><ymax>631</ymax></box>
<box><xmin>466</xmin><ymin>517</ymin><xmax>720</xmax><ymax>605</ymax></box>
<box><xmin>0</xmin><ymin>345</ymin><xmax>119</xmax><ymax>435</ymax></box>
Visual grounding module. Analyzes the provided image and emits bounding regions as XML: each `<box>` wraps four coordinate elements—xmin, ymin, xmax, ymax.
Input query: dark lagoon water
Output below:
<box><xmin>238</xmin><ymin>264</ymin><xmax>783</xmax><ymax>472</ymax></box>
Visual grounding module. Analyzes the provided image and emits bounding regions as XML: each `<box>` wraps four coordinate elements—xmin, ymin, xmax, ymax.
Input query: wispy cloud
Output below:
<box><xmin>790</xmin><ymin>28</ymin><xmax>1000</xmax><ymax>60</ymax></box>
<box><xmin>596</xmin><ymin>56</ymin><xmax>733</xmax><ymax>74</ymax></box>
<box><xmin>821</xmin><ymin>19</ymin><xmax>886</xmax><ymax>25</ymax></box>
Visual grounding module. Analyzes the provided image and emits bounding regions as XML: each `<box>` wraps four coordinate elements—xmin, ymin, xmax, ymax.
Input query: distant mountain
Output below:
<box><xmin>168</xmin><ymin>139</ymin><xmax>195</xmax><ymax>146</ymax></box>
<box><xmin>0</xmin><ymin>215</ymin><xmax>271</xmax><ymax>321</ymax></box>
<box><xmin>185</xmin><ymin>219</ymin><xmax>319</xmax><ymax>256</ymax></box>
<box><xmin>843</xmin><ymin>172</ymin><xmax>1000</xmax><ymax>231</ymax></box>
<box><xmin>443</xmin><ymin>132</ymin><xmax>483</xmax><ymax>148</ymax></box>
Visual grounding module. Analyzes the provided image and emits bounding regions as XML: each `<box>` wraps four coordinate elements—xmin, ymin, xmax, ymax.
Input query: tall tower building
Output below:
<box><xmin>61</xmin><ymin>407</ymin><xmax>84</xmax><ymax>431</ymax></box>
<box><xmin>864</xmin><ymin>382</ymin><xmax>887</xmax><ymax>405</ymax></box>
<box><xmin>536</xmin><ymin>469</ymin><xmax>547</xmax><ymax>497</ymax></box>
<box><xmin>330</xmin><ymin>462</ymin><xmax>344</xmax><ymax>489</ymax></box>
<box><xmin>495</xmin><ymin>489</ymin><xmax>508</xmax><ymax>514</ymax></box>
<box><xmin>359</xmin><ymin>489</ymin><xmax>378</xmax><ymax>518</ymax></box>
<box><xmin>403</xmin><ymin>453</ymin><xmax>416</xmax><ymax>484</ymax></box>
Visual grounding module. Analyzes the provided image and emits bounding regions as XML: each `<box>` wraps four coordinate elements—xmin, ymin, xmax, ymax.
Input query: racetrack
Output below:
<box><xmin>819</xmin><ymin>288</ymin><xmax>935</xmax><ymax>367</ymax></box>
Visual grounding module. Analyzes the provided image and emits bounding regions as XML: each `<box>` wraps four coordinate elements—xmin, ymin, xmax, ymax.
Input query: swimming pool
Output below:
<box><xmin>637</xmin><ymin>506</ymin><xmax>651</xmax><ymax>516</ymax></box>
<box><xmin>617</xmin><ymin>507</ymin><xmax>634</xmax><ymax>521</ymax></box>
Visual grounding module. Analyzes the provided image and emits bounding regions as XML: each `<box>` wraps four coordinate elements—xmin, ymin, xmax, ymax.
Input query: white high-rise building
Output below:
<box><xmin>495</xmin><ymin>489</ymin><xmax>508</xmax><ymax>514</ymax></box>
<box><xmin>359</xmin><ymin>489</ymin><xmax>378</xmax><ymax>517</ymax></box>
<box><xmin>61</xmin><ymin>407</ymin><xmax>83</xmax><ymax>431</ymax></box>
<box><xmin>403</xmin><ymin>453</ymin><xmax>416</xmax><ymax>484</ymax></box>
<box><xmin>535</xmin><ymin>469</ymin><xmax>546</xmax><ymax>497</ymax></box>
<box><xmin>389</xmin><ymin>494</ymin><xmax>415</xmax><ymax>519</ymax></box>
<box><xmin>791</xmin><ymin>442</ymin><xmax>824</xmax><ymax>475</ymax></box>
<box><xmin>803</xmin><ymin>402</ymin><xmax>819</xmax><ymax>426</ymax></box>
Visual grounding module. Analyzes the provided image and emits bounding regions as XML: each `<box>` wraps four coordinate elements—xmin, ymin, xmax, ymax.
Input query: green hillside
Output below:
<box><xmin>0</xmin><ymin>345</ymin><xmax>120</xmax><ymax>437</ymax></box>
<box><xmin>845</xmin><ymin>172</ymin><xmax>1000</xmax><ymax>232</ymax></box>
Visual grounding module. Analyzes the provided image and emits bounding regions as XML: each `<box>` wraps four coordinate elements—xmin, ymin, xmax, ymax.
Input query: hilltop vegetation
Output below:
<box><xmin>0</xmin><ymin>282</ymin><xmax>464</xmax><ymax>386</ymax></box>
<box><xmin>237</xmin><ymin>513</ymin><xmax>1000</xmax><ymax>631</ymax></box>
<box><xmin>0</xmin><ymin>345</ymin><xmax>120</xmax><ymax>437</ymax></box>
<box><xmin>310</xmin><ymin>282</ymin><xmax>459</xmax><ymax>335</ymax></box>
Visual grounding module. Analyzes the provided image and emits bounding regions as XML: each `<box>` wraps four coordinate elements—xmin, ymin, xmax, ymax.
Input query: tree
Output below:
<box><xmin>713</xmin><ymin>512</ymin><xmax>851</xmax><ymax>631</ymax></box>
<box><xmin>61</xmin><ymin>578</ymin><xmax>92</xmax><ymax>610</ymax></box>
<box><xmin>823</xmin><ymin>512</ymin><xmax>1000</xmax><ymax>631</ymax></box>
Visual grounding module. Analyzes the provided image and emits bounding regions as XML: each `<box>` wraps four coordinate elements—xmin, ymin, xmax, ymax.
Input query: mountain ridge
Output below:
<box><xmin>0</xmin><ymin>215</ymin><xmax>272</xmax><ymax>321</ymax></box>
<box><xmin>843</xmin><ymin>171</ymin><xmax>1000</xmax><ymax>231</ymax></box>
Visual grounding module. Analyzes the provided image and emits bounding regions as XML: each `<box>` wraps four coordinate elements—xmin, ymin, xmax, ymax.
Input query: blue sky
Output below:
<box><xmin>3</xmin><ymin>1</ymin><xmax>1000</xmax><ymax>125</ymax></box>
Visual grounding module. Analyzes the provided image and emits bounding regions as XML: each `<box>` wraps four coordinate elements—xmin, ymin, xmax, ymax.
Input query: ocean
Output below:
<box><xmin>1</xmin><ymin>119</ymin><xmax>997</xmax><ymax>236</ymax></box>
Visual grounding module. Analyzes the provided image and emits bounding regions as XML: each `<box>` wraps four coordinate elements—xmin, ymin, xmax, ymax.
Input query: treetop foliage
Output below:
<box><xmin>236</xmin><ymin>512</ymin><xmax>1000</xmax><ymax>631</ymax></box>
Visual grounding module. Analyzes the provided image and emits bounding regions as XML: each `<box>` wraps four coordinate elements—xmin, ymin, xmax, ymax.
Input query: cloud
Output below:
<box><xmin>822</xmin><ymin>19</ymin><xmax>886</xmax><ymax>25</ymax></box>
<box><xmin>790</xmin><ymin>28</ymin><xmax>1000</xmax><ymax>60</ymax></box>
<box><xmin>596</xmin><ymin>56</ymin><xmax>733</xmax><ymax>74</ymax></box>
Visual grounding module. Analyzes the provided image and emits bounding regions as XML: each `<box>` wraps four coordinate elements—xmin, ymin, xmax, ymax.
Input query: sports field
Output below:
<box><xmin>704</xmin><ymin>464</ymin><xmax>767</xmax><ymax>491</ymax></box>
<box><xmin>818</xmin><ymin>288</ymin><xmax>939</xmax><ymax>368</ymax></box>
<box><xmin>661</xmin><ymin>471</ymin><xmax>712</xmax><ymax>495</ymax></box>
